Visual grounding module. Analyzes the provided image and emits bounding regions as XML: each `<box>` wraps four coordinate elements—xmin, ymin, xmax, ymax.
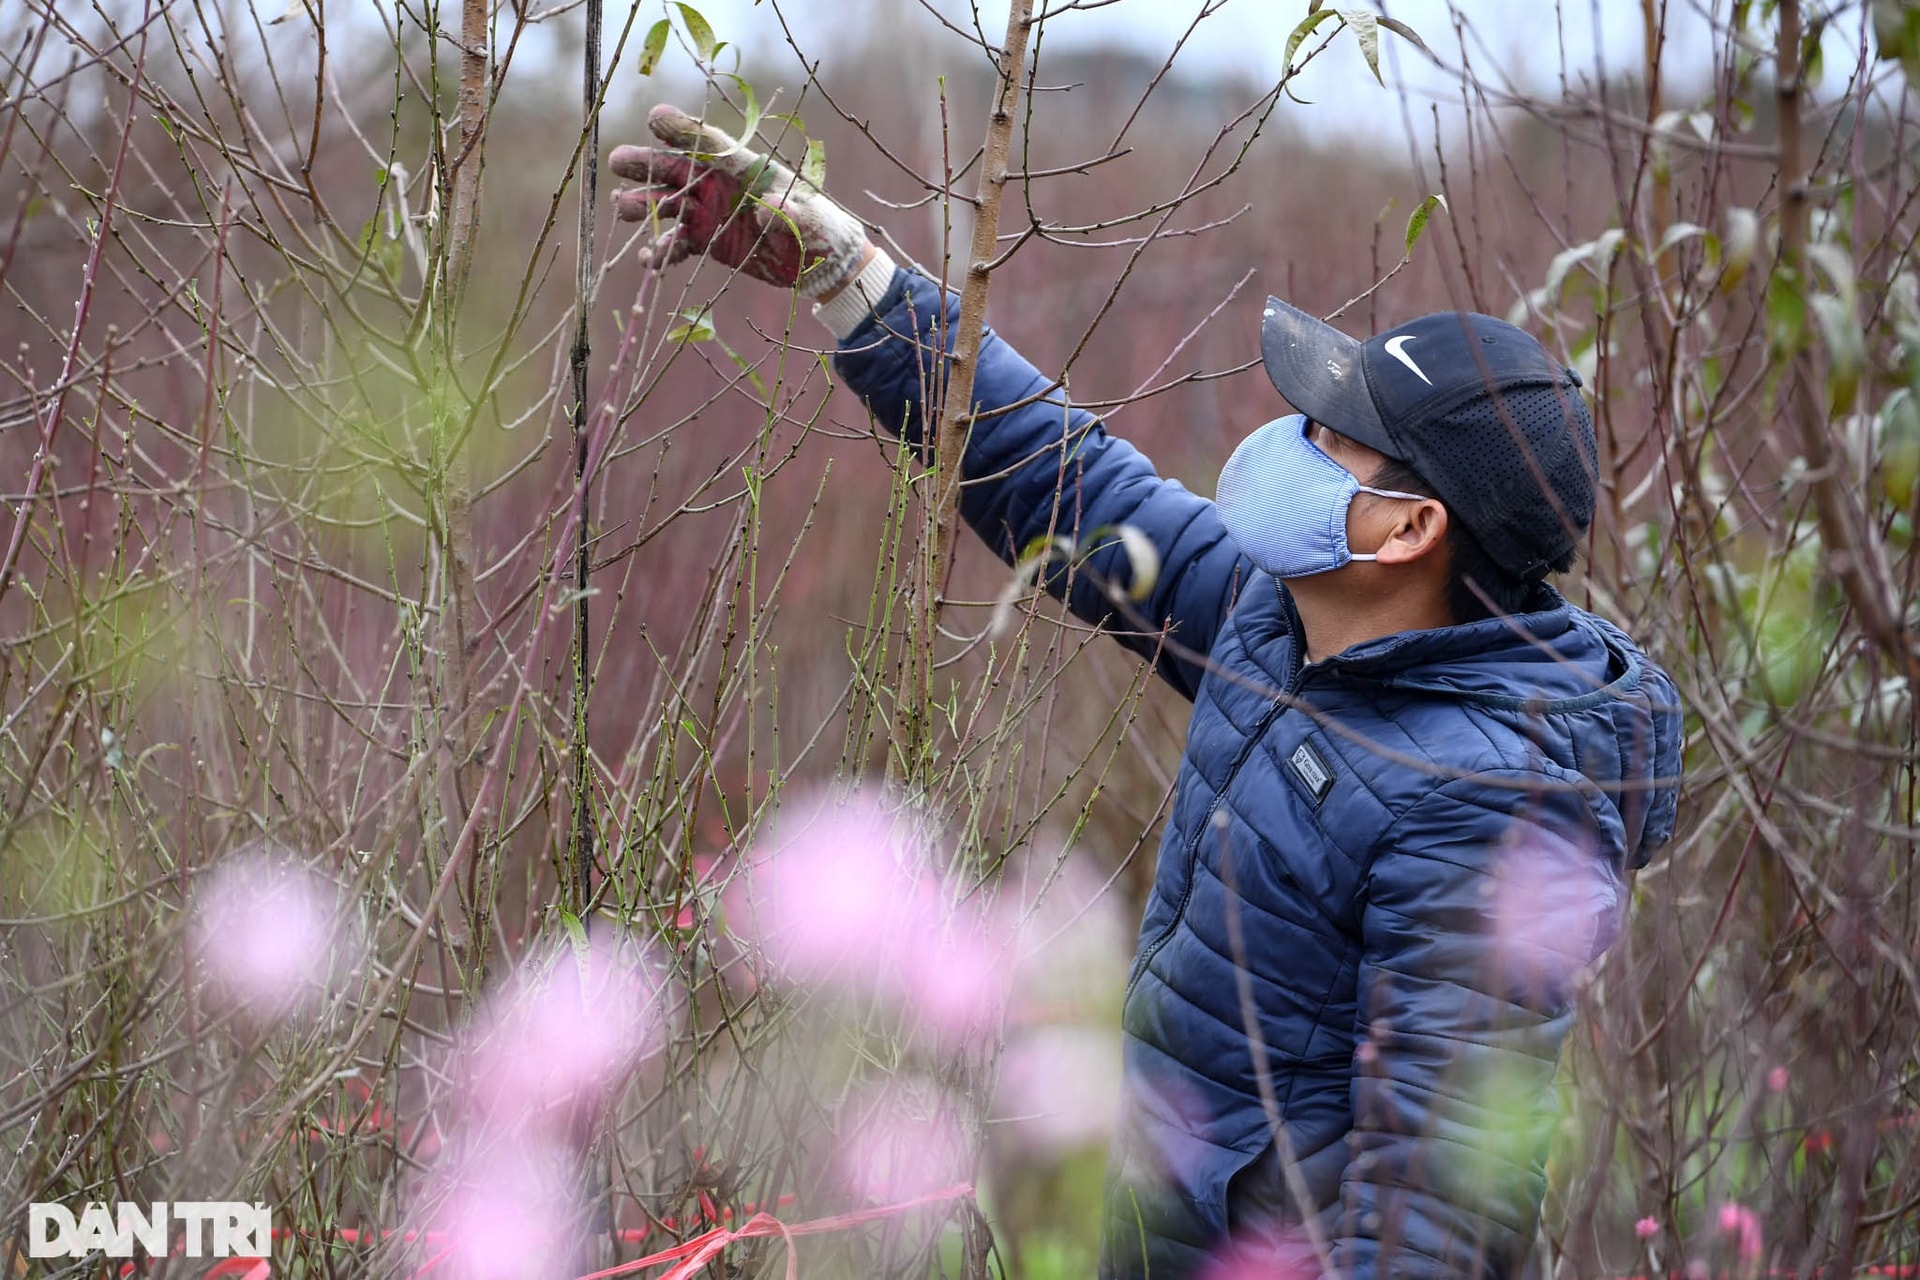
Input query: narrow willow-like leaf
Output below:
<box><xmin>671</xmin><ymin>2</ymin><xmax>716</xmax><ymax>61</ymax></box>
<box><xmin>636</xmin><ymin>18</ymin><xmax>668</xmax><ymax>75</ymax></box>
<box><xmin>1404</xmin><ymin>193</ymin><xmax>1447</xmax><ymax>257</ymax></box>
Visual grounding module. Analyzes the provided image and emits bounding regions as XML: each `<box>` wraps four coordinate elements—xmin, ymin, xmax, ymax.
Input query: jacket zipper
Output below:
<box><xmin>1124</xmin><ymin>656</ymin><xmax>1311</xmax><ymax>999</ymax></box>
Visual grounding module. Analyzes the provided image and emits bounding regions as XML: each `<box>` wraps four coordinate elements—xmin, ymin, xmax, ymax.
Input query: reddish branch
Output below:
<box><xmin>0</xmin><ymin>7</ymin><xmax>148</xmax><ymax>612</ymax></box>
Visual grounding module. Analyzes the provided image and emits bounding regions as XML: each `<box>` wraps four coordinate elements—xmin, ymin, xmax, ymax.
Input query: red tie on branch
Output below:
<box><xmin>107</xmin><ymin>1184</ymin><xmax>967</xmax><ymax>1280</ymax></box>
<box><xmin>567</xmin><ymin>1183</ymin><xmax>976</xmax><ymax>1280</ymax></box>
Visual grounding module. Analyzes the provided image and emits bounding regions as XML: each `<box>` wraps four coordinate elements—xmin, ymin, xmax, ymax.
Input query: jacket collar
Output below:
<box><xmin>1282</xmin><ymin>583</ymin><xmax>1643</xmax><ymax>711</ymax></box>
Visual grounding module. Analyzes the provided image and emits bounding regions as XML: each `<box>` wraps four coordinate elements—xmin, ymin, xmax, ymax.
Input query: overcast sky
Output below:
<box><xmin>598</xmin><ymin>0</ymin><xmax>1879</xmax><ymax>141</ymax></box>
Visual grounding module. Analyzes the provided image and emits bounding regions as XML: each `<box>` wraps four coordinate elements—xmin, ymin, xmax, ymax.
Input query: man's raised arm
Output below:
<box><xmin>612</xmin><ymin>105</ymin><xmax>1253</xmax><ymax>701</ymax></box>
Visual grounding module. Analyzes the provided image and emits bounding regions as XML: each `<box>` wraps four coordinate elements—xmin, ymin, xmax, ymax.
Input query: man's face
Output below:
<box><xmin>1303</xmin><ymin>419</ymin><xmax>1417</xmax><ymax>561</ymax></box>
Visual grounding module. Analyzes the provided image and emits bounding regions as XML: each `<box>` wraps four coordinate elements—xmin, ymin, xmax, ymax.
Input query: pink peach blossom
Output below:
<box><xmin>1195</xmin><ymin>1235</ymin><xmax>1319</xmax><ymax>1280</ymax></box>
<box><xmin>1005</xmin><ymin>852</ymin><xmax>1130</xmax><ymax>1024</ymax></box>
<box><xmin>191</xmin><ymin>847</ymin><xmax>349</xmax><ymax>1019</ymax></box>
<box><xmin>1717</xmin><ymin>1202</ymin><xmax>1763</xmax><ymax>1264</ymax></box>
<box><xmin>429</xmin><ymin>1142</ymin><xmax>580</xmax><ymax>1280</ymax></box>
<box><xmin>748</xmin><ymin>788</ymin><xmax>1012</xmax><ymax>1043</ymax></box>
<box><xmin>900</xmin><ymin>905</ymin><xmax>1009</xmax><ymax>1039</ymax></box>
<box><xmin>1635</xmin><ymin>1215</ymin><xmax>1660</xmax><ymax>1239</ymax></box>
<box><xmin>834</xmin><ymin>1078</ymin><xmax>971</xmax><ymax>1204</ymax></box>
<box><xmin>993</xmin><ymin>1026</ymin><xmax>1121</xmax><ymax>1153</ymax></box>
<box><xmin>751</xmin><ymin>791</ymin><xmax>922</xmax><ymax>977</ymax></box>
<box><xmin>461</xmin><ymin>931</ymin><xmax>669</xmax><ymax>1131</ymax></box>
<box><xmin>1766</xmin><ymin>1065</ymin><xmax>1790</xmax><ymax>1093</ymax></box>
<box><xmin>1487</xmin><ymin>833</ymin><xmax>1613</xmax><ymax>992</ymax></box>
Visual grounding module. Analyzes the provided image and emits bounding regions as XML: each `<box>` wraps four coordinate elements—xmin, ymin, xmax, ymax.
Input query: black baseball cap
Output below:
<box><xmin>1259</xmin><ymin>298</ymin><xmax>1597</xmax><ymax>580</ymax></box>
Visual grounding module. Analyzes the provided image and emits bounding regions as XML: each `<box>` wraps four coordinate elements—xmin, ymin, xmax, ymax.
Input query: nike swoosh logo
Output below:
<box><xmin>1383</xmin><ymin>335</ymin><xmax>1432</xmax><ymax>386</ymax></box>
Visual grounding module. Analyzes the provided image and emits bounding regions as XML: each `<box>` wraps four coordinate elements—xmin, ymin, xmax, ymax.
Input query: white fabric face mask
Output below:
<box><xmin>1214</xmin><ymin>415</ymin><xmax>1427</xmax><ymax>579</ymax></box>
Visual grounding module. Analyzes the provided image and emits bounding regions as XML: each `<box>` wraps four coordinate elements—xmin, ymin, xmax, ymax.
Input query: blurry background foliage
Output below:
<box><xmin>2</xmin><ymin>0</ymin><xmax>1919</xmax><ymax>1277</ymax></box>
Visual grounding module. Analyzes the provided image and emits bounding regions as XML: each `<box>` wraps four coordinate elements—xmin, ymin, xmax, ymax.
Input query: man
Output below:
<box><xmin>612</xmin><ymin>106</ymin><xmax>1682</xmax><ymax>1279</ymax></box>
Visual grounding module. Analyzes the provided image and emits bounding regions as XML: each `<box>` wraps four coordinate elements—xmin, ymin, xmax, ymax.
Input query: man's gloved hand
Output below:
<box><xmin>610</xmin><ymin>104</ymin><xmax>871</xmax><ymax>299</ymax></box>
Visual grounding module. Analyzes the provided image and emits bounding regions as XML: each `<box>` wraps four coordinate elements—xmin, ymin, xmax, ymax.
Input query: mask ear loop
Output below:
<box><xmin>1304</xmin><ymin>420</ymin><xmax>1431</xmax><ymax>506</ymax></box>
<box><xmin>1355</xmin><ymin>484</ymin><xmax>1431</xmax><ymax>502</ymax></box>
<box><xmin>1343</xmin><ymin>487</ymin><xmax>1435</xmax><ymax>562</ymax></box>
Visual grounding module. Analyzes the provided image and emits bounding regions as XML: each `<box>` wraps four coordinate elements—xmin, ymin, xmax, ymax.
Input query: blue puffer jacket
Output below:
<box><xmin>833</xmin><ymin>268</ymin><xmax>1683</xmax><ymax>1279</ymax></box>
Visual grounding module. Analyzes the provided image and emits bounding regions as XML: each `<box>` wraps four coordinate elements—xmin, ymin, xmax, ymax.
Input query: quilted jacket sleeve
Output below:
<box><xmin>1335</xmin><ymin>769</ymin><xmax>1621</xmax><ymax>1278</ymax></box>
<box><xmin>832</xmin><ymin>267</ymin><xmax>1253</xmax><ymax>700</ymax></box>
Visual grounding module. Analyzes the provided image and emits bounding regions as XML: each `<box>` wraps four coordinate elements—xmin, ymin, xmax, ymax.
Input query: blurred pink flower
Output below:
<box><xmin>1487</xmin><ymin>832</ymin><xmax>1613</xmax><ymax>992</ymax></box>
<box><xmin>901</xmin><ymin>904</ymin><xmax>1008</xmax><ymax>1038</ymax></box>
<box><xmin>1635</xmin><ymin>1216</ymin><xmax>1660</xmax><ymax>1239</ymax></box>
<box><xmin>1005</xmin><ymin>852</ymin><xmax>1129</xmax><ymax>1025</ymax></box>
<box><xmin>748</xmin><ymin>788</ymin><xmax>1011</xmax><ymax>1043</ymax></box>
<box><xmin>752</xmin><ymin>790</ymin><xmax>916</xmax><ymax>976</ymax></box>
<box><xmin>1195</xmin><ymin>1236</ymin><xmax>1318</xmax><ymax>1280</ymax></box>
<box><xmin>994</xmin><ymin>1026</ymin><xmax>1121</xmax><ymax>1154</ymax></box>
<box><xmin>430</xmin><ymin>1142</ymin><xmax>580</xmax><ymax>1280</ymax></box>
<box><xmin>834</xmin><ymin>1078</ymin><xmax>970</xmax><ymax>1204</ymax></box>
<box><xmin>1766</xmin><ymin>1065</ymin><xmax>1790</xmax><ymax>1093</ymax></box>
<box><xmin>191</xmin><ymin>848</ymin><xmax>348</xmax><ymax>1019</ymax></box>
<box><xmin>1718</xmin><ymin>1202</ymin><xmax>1762</xmax><ymax>1264</ymax></box>
<box><xmin>462</xmin><ymin>932</ymin><xmax>669</xmax><ymax>1131</ymax></box>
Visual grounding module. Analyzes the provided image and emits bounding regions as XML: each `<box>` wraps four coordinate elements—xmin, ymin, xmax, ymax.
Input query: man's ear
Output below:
<box><xmin>1371</xmin><ymin>498</ymin><xmax>1449</xmax><ymax>566</ymax></box>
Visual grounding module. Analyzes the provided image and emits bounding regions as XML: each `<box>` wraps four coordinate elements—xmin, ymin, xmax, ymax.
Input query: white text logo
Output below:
<box><xmin>27</xmin><ymin>1202</ymin><xmax>271</xmax><ymax>1260</ymax></box>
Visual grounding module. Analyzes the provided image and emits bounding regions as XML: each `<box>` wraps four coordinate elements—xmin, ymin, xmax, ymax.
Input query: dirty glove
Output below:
<box><xmin>611</xmin><ymin>104</ymin><xmax>881</xmax><ymax>303</ymax></box>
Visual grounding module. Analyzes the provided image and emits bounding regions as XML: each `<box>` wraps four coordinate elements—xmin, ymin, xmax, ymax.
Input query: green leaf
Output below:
<box><xmin>1809</xmin><ymin>293</ymin><xmax>1864</xmax><ymax>412</ymax></box>
<box><xmin>1765</xmin><ymin>268</ymin><xmax>1808</xmax><ymax>359</ymax></box>
<box><xmin>1719</xmin><ymin>207</ymin><xmax>1758</xmax><ymax>292</ymax></box>
<box><xmin>1403</xmin><ymin>192</ymin><xmax>1446</xmax><ymax>257</ymax></box>
<box><xmin>671</xmin><ymin>2</ymin><xmax>716</xmax><ymax>61</ymax></box>
<box><xmin>1881</xmin><ymin>388</ymin><xmax>1920</xmax><ymax>509</ymax></box>
<box><xmin>1654</xmin><ymin>221</ymin><xmax>1707</xmax><ymax>256</ymax></box>
<box><xmin>1510</xmin><ymin>229</ymin><xmax>1625</xmax><ymax>324</ymax></box>
<box><xmin>800</xmin><ymin>137</ymin><xmax>827</xmax><ymax>189</ymax></box>
<box><xmin>1545</xmin><ymin>230</ymin><xmax>1624</xmax><ymax>299</ymax></box>
<box><xmin>724</xmin><ymin>343</ymin><xmax>769</xmax><ymax>398</ymax></box>
<box><xmin>549</xmin><ymin>586</ymin><xmax>601</xmax><ymax>614</ymax></box>
<box><xmin>1872</xmin><ymin>0</ymin><xmax>1920</xmax><ymax>81</ymax></box>
<box><xmin>558</xmin><ymin>909</ymin><xmax>590</xmax><ymax>976</ymax></box>
<box><xmin>636</xmin><ymin>18</ymin><xmax>669</xmax><ymax>75</ymax></box>
<box><xmin>1376</xmin><ymin>15</ymin><xmax>1434</xmax><ymax>60</ymax></box>
<box><xmin>1284</xmin><ymin>7</ymin><xmax>1339</xmax><ymax>69</ymax></box>
<box><xmin>990</xmin><ymin>552</ymin><xmax>1048</xmax><ymax>638</ymax></box>
<box><xmin>1801</xmin><ymin>13</ymin><xmax>1827</xmax><ymax>84</ymax></box>
<box><xmin>736</xmin><ymin>76</ymin><xmax>761</xmax><ymax>141</ymax></box>
<box><xmin>1339</xmin><ymin>8</ymin><xmax>1384</xmax><ymax>85</ymax></box>
<box><xmin>1111</xmin><ymin>525</ymin><xmax>1161</xmax><ymax>602</ymax></box>
<box><xmin>758</xmin><ymin>111</ymin><xmax>808</xmax><ymax>140</ymax></box>
<box><xmin>1805</xmin><ymin>240</ymin><xmax>1857</xmax><ymax>303</ymax></box>
<box><xmin>668</xmin><ymin>308</ymin><xmax>716</xmax><ymax>343</ymax></box>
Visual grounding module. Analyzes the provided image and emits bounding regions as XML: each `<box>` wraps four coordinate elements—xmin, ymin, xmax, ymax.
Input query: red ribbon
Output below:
<box><xmin>568</xmin><ymin>1183</ymin><xmax>975</xmax><ymax>1280</ymax></box>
